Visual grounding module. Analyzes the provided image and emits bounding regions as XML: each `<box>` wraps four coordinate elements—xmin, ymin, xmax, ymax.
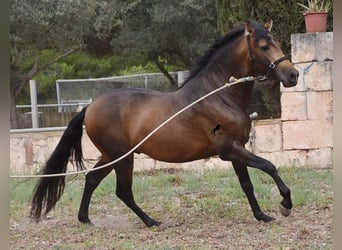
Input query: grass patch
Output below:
<box><xmin>10</xmin><ymin>166</ymin><xmax>332</xmax><ymax>249</ymax></box>
<box><xmin>11</xmin><ymin>167</ymin><xmax>332</xmax><ymax>220</ymax></box>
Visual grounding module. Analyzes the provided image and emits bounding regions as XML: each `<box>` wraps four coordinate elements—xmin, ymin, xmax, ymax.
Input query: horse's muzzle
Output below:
<box><xmin>280</xmin><ymin>68</ymin><xmax>299</xmax><ymax>88</ymax></box>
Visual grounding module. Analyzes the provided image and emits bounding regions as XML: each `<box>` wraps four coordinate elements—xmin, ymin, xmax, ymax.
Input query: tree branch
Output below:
<box><xmin>14</xmin><ymin>46</ymin><xmax>80</xmax><ymax>99</ymax></box>
<box><xmin>38</xmin><ymin>46</ymin><xmax>80</xmax><ymax>73</ymax></box>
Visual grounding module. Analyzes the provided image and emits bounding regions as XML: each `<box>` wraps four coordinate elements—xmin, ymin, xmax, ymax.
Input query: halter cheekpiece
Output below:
<box><xmin>246</xmin><ymin>34</ymin><xmax>289</xmax><ymax>75</ymax></box>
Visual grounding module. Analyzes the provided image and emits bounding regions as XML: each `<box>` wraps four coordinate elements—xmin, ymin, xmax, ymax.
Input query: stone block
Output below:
<box><xmin>281</xmin><ymin>92</ymin><xmax>307</xmax><ymax>121</ymax></box>
<box><xmin>29</xmin><ymin>133</ymin><xmax>47</xmax><ymax>165</ymax></box>
<box><xmin>257</xmin><ymin>150</ymin><xmax>307</xmax><ymax>167</ymax></box>
<box><xmin>306</xmin><ymin>147</ymin><xmax>333</xmax><ymax>168</ymax></box>
<box><xmin>46</xmin><ymin>136</ymin><xmax>60</xmax><ymax>157</ymax></box>
<box><xmin>24</xmin><ymin>138</ymin><xmax>33</xmax><ymax>165</ymax></box>
<box><xmin>305</xmin><ymin>62</ymin><xmax>333</xmax><ymax>91</ymax></box>
<box><xmin>282</xmin><ymin>120</ymin><xmax>332</xmax><ymax>150</ymax></box>
<box><xmin>134</xmin><ymin>153</ymin><xmax>153</xmax><ymax>160</ymax></box>
<box><xmin>82</xmin><ymin>133</ymin><xmax>101</xmax><ymax>160</ymax></box>
<box><xmin>155</xmin><ymin>159</ymin><xmax>205</xmax><ymax>171</ymax></box>
<box><xmin>10</xmin><ymin>136</ymin><xmax>27</xmax><ymax>168</ymax></box>
<box><xmin>32</xmin><ymin>143</ymin><xmax>46</xmax><ymax>165</ymax></box>
<box><xmin>281</xmin><ymin>61</ymin><xmax>333</xmax><ymax>92</ymax></box>
<box><xmin>134</xmin><ymin>156</ymin><xmax>231</xmax><ymax>172</ymax></box>
<box><xmin>134</xmin><ymin>157</ymin><xmax>156</xmax><ymax>171</ymax></box>
<box><xmin>291</xmin><ymin>32</ymin><xmax>333</xmax><ymax>63</ymax></box>
<box><xmin>204</xmin><ymin>157</ymin><xmax>232</xmax><ymax>169</ymax></box>
<box><xmin>307</xmin><ymin>91</ymin><xmax>333</xmax><ymax>120</ymax></box>
<box><xmin>253</xmin><ymin>120</ymin><xmax>282</xmax><ymax>153</ymax></box>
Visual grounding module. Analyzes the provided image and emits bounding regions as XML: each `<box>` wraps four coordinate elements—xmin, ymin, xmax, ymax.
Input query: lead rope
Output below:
<box><xmin>10</xmin><ymin>75</ymin><xmax>266</xmax><ymax>179</ymax></box>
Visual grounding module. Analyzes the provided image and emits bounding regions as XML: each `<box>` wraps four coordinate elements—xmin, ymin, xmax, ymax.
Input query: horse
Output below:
<box><xmin>31</xmin><ymin>20</ymin><xmax>299</xmax><ymax>227</ymax></box>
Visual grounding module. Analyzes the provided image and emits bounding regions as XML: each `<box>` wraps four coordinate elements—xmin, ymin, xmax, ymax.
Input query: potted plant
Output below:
<box><xmin>297</xmin><ymin>0</ymin><xmax>331</xmax><ymax>33</ymax></box>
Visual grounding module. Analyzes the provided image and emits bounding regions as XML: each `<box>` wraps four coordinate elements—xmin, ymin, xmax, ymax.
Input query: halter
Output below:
<box><xmin>246</xmin><ymin>34</ymin><xmax>289</xmax><ymax>76</ymax></box>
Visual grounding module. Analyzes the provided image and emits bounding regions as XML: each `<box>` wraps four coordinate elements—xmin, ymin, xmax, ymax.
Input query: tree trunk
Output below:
<box><xmin>154</xmin><ymin>59</ymin><xmax>177</xmax><ymax>86</ymax></box>
<box><xmin>149</xmin><ymin>52</ymin><xmax>177</xmax><ymax>86</ymax></box>
<box><xmin>10</xmin><ymin>95</ymin><xmax>18</xmax><ymax>129</ymax></box>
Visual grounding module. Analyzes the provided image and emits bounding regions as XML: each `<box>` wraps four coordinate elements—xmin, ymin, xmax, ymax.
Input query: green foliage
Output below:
<box><xmin>14</xmin><ymin>51</ymin><xmax>125</xmax><ymax>104</ymax></box>
<box><xmin>60</xmin><ymin>53</ymin><xmax>122</xmax><ymax>78</ymax></box>
<box><xmin>215</xmin><ymin>0</ymin><xmax>307</xmax><ymax>53</ymax></box>
<box><xmin>112</xmin><ymin>0</ymin><xmax>218</xmax><ymax>69</ymax></box>
<box><xmin>215</xmin><ymin>0</ymin><xmax>249</xmax><ymax>34</ymax></box>
<box><xmin>10</xmin><ymin>0</ymin><xmax>122</xmax><ymax>122</ymax></box>
<box><xmin>10</xmin><ymin>0</ymin><xmax>334</xmax><ymax>125</ymax></box>
<box><xmin>118</xmin><ymin>63</ymin><xmax>162</xmax><ymax>76</ymax></box>
<box><xmin>297</xmin><ymin>0</ymin><xmax>332</xmax><ymax>13</ymax></box>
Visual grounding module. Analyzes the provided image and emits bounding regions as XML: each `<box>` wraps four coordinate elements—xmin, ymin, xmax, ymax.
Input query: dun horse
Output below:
<box><xmin>31</xmin><ymin>20</ymin><xmax>299</xmax><ymax>227</ymax></box>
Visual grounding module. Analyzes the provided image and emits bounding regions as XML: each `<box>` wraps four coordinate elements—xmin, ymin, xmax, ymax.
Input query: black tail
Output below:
<box><xmin>30</xmin><ymin>107</ymin><xmax>87</xmax><ymax>221</ymax></box>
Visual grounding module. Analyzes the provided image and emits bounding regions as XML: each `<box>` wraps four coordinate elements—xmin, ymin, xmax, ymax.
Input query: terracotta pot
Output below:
<box><xmin>304</xmin><ymin>12</ymin><xmax>328</xmax><ymax>33</ymax></box>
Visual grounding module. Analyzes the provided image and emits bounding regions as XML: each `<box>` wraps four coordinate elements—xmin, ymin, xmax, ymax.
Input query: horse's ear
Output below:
<box><xmin>264</xmin><ymin>20</ymin><xmax>273</xmax><ymax>32</ymax></box>
<box><xmin>244</xmin><ymin>20</ymin><xmax>255</xmax><ymax>36</ymax></box>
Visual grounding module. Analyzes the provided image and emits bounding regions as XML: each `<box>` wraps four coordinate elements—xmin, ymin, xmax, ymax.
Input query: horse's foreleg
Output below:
<box><xmin>232</xmin><ymin>162</ymin><xmax>275</xmax><ymax>222</ymax></box>
<box><xmin>78</xmin><ymin>159</ymin><xmax>114</xmax><ymax>225</ymax></box>
<box><xmin>221</xmin><ymin>141</ymin><xmax>292</xmax><ymax>220</ymax></box>
<box><xmin>115</xmin><ymin>158</ymin><xmax>161</xmax><ymax>227</ymax></box>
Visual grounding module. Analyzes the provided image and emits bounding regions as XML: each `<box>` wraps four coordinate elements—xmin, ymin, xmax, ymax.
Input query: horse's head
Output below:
<box><xmin>244</xmin><ymin>20</ymin><xmax>298</xmax><ymax>87</ymax></box>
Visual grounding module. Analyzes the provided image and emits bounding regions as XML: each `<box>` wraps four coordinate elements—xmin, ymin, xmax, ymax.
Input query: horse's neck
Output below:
<box><xmin>226</xmin><ymin>82</ymin><xmax>255</xmax><ymax>111</ymax></box>
<box><xmin>178</xmin><ymin>68</ymin><xmax>254</xmax><ymax>112</ymax></box>
<box><xmin>176</xmin><ymin>36</ymin><xmax>256</xmax><ymax>111</ymax></box>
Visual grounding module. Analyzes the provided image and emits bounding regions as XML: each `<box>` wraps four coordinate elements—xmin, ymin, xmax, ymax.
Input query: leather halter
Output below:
<box><xmin>246</xmin><ymin>34</ymin><xmax>289</xmax><ymax>75</ymax></box>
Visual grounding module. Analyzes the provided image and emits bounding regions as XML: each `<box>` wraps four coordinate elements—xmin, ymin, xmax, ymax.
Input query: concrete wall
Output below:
<box><xmin>10</xmin><ymin>32</ymin><xmax>333</xmax><ymax>173</ymax></box>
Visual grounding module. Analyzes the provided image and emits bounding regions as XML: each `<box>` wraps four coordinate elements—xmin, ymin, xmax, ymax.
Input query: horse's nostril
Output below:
<box><xmin>290</xmin><ymin>70</ymin><xmax>299</xmax><ymax>82</ymax></box>
<box><xmin>291</xmin><ymin>70</ymin><xmax>299</xmax><ymax>78</ymax></box>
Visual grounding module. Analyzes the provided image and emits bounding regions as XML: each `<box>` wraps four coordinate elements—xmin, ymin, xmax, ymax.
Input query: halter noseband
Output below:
<box><xmin>246</xmin><ymin>34</ymin><xmax>289</xmax><ymax>75</ymax></box>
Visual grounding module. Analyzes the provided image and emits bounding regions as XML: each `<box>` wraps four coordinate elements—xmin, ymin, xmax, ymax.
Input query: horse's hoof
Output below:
<box><xmin>279</xmin><ymin>205</ymin><xmax>291</xmax><ymax>217</ymax></box>
<box><xmin>145</xmin><ymin>219</ymin><xmax>162</xmax><ymax>227</ymax></box>
<box><xmin>79</xmin><ymin>217</ymin><xmax>95</xmax><ymax>226</ymax></box>
<box><xmin>81</xmin><ymin>221</ymin><xmax>95</xmax><ymax>227</ymax></box>
<box><xmin>154</xmin><ymin>221</ymin><xmax>162</xmax><ymax>227</ymax></box>
<box><xmin>256</xmin><ymin>213</ymin><xmax>275</xmax><ymax>222</ymax></box>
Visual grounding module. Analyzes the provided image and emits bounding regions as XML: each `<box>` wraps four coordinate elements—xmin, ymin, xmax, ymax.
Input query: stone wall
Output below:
<box><xmin>10</xmin><ymin>130</ymin><xmax>231</xmax><ymax>174</ymax></box>
<box><xmin>249</xmin><ymin>32</ymin><xmax>333</xmax><ymax>168</ymax></box>
<box><xmin>10</xmin><ymin>32</ymin><xmax>333</xmax><ymax>173</ymax></box>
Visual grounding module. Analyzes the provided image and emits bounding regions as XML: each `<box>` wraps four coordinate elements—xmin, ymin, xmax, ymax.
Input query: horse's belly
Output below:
<box><xmin>136</xmin><ymin>135</ymin><xmax>216</xmax><ymax>163</ymax></box>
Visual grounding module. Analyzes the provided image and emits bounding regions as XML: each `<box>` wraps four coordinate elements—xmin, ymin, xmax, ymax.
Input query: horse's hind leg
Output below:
<box><xmin>232</xmin><ymin>161</ymin><xmax>275</xmax><ymax>222</ymax></box>
<box><xmin>78</xmin><ymin>158</ymin><xmax>114</xmax><ymax>225</ymax></box>
<box><xmin>227</xmin><ymin>141</ymin><xmax>292</xmax><ymax>220</ymax></box>
<box><xmin>115</xmin><ymin>156</ymin><xmax>161</xmax><ymax>227</ymax></box>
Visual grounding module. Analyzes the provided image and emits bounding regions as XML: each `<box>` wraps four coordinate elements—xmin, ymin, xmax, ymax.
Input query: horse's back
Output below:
<box><xmin>83</xmin><ymin>88</ymin><xmax>217</xmax><ymax>162</ymax></box>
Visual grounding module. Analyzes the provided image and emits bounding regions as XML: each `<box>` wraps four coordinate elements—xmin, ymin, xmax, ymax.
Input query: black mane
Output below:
<box><xmin>183</xmin><ymin>24</ymin><xmax>245</xmax><ymax>84</ymax></box>
<box><xmin>183</xmin><ymin>20</ymin><xmax>269</xmax><ymax>84</ymax></box>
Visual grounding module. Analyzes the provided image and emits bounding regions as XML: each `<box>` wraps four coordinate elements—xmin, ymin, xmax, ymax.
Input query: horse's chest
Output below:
<box><xmin>210</xmin><ymin>114</ymin><xmax>251</xmax><ymax>144</ymax></box>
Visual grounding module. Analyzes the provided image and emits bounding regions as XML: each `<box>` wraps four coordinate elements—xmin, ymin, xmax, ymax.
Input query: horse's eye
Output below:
<box><xmin>261</xmin><ymin>45</ymin><xmax>270</xmax><ymax>51</ymax></box>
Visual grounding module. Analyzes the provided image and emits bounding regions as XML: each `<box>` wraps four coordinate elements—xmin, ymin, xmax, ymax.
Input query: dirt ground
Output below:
<box><xmin>10</xmin><ymin>202</ymin><xmax>332</xmax><ymax>249</ymax></box>
<box><xmin>10</xmin><ymin>167</ymin><xmax>333</xmax><ymax>249</ymax></box>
